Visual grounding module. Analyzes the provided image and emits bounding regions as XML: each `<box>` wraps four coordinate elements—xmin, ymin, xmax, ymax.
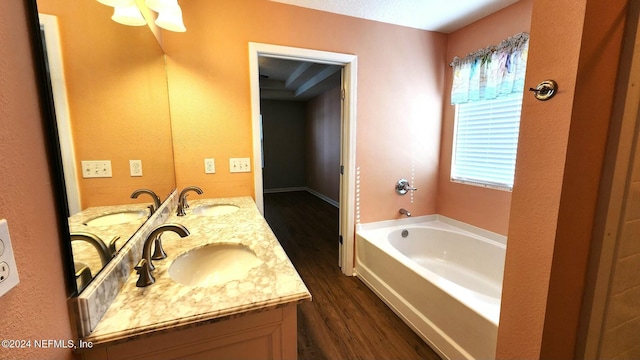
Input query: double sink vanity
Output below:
<box><xmin>69</xmin><ymin>190</ymin><xmax>311</xmax><ymax>360</ymax></box>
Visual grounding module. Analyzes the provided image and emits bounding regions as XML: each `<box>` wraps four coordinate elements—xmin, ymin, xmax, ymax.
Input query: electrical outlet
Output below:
<box><xmin>130</xmin><ymin>160</ymin><xmax>143</xmax><ymax>177</ymax></box>
<box><xmin>0</xmin><ymin>262</ymin><xmax>9</xmax><ymax>283</ymax></box>
<box><xmin>205</xmin><ymin>158</ymin><xmax>216</xmax><ymax>174</ymax></box>
<box><xmin>81</xmin><ymin>160</ymin><xmax>112</xmax><ymax>178</ymax></box>
<box><xmin>229</xmin><ymin>158</ymin><xmax>251</xmax><ymax>173</ymax></box>
<box><xmin>0</xmin><ymin>219</ymin><xmax>19</xmax><ymax>297</ymax></box>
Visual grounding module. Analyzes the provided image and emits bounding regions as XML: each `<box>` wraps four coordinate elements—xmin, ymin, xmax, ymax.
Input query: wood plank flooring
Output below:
<box><xmin>264</xmin><ymin>191</ymin><xmax>442</xmax><ymax>360</ymax></box>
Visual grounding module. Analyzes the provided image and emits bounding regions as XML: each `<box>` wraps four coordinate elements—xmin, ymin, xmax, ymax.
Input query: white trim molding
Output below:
<box><xmin>248</xmin><ymin>42</ymin><xmax>357</xmax><ymax>275</ymax></box>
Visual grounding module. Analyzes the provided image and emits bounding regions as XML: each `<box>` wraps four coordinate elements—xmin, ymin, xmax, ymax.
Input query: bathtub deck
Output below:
<box><xmin>264</xmin><ymin>191</ymin><xmax>442</xmax><ymax>360</ymax></box>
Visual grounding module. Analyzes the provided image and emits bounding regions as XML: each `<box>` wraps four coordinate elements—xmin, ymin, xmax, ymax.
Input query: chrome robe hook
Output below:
<box><xmin>529</xmin><ymin>80</ymin><xmax>558</xmax><ymax>101</ymax></box>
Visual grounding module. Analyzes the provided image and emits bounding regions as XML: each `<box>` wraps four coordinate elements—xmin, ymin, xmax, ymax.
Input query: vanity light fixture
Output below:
<box><xmin>154</xmin><ymin>4</ymin><xmax>186</xmax><ymax>32</ymax></box>
<box><xmin>146</xmin><ymin>0</ymin><xmax>186</xmax><ymax>32</ymax></box>
<box><xmin>145</xmin><ymin>0</ymin><xmax>173</xmax><ymax>12</ymax></box>
<box><xmin>97</xmin><ymin>0</ymin><xmax>131</xmax><ymax>7</ymax></box>
<box><xmin>97</xmin><ymin>0</ymin><xmax>146</xmax><ymax>27</ymax></box>
<box><xmin>97</xmin><ymin>0</ymin><xmax>186</xmax><ymax>32</ymax></box>
<box><xmin>112</xmin><ymin>2</ymin><xmax>147</xmax><ymax>26</ymax></box>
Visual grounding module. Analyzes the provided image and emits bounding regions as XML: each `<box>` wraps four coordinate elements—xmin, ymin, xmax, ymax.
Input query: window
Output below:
<box><xmin>451</xmin><ymin>91</ymin><xmax>523</xmax><ymax>190</ymax></box>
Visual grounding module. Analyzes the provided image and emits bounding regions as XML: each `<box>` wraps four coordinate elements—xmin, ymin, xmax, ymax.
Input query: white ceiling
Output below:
<box><xmin>269</xmin><ymin>0</ymin><xmax>520</xmax><ymax>33</ymax></box>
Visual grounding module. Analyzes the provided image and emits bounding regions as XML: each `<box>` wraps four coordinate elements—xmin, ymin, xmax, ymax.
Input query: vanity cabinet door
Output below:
<box><xmin>80</xmin><ymin>303</ymin><xmax>297</xmax><ymax>360</ymax></box>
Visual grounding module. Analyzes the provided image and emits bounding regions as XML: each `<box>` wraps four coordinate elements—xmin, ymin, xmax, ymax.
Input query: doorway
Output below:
<box><xmin>248</xmin><ymin>43</ymin><xmax>357</xmax><ymax>275</ymax></box>
<box><xmin>578</xmin><ymin>1</ymin><xmax>640</xmax><ymax>357</ymax></box>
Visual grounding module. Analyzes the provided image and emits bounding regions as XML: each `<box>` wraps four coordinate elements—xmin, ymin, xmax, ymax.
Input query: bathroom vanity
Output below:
<box><xmin>74</xmin><ymin>196</ymin><xmax>311</xmax><ymax>360</ymax></box>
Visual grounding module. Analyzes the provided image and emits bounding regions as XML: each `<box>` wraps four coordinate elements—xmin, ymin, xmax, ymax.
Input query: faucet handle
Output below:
<box><xmin>183</xmin><ymin>194</ymin><xmax>191</xmax><ymax>209</ymax></box>
<box><xmin>151</xmin><ymin>235</ymin><xmax>168</xmax><ymax>260</ymax></box>
<box><xmin>396</xmin><ymin>179</ymin><xmax>418</xmax><ymax>195</ymax></box>
<box><xmin>135</xmin><ymin>259</ymin><xmax>155</xmax><ymax>287</ymax></box>
<box><xmin>107</xmin><ymin>236</ymin><xmax>121</xmax><ymax>256</ymax></box>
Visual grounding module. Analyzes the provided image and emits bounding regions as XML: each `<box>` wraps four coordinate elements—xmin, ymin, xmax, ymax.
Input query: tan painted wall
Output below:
<box><xmin>0</xmin><ymin>1</ymin><xmax>74</xmax><ymax>359</ymax></box>
<box><xmin>439</xmin><ymin>0</ymin><xmax>534</xmax><ymax>235</ymax></box>
<box><xmin>37</xmin><ymin>0</ymin><xmax>175</xmax><ymax>209</ymax></box>
<box><xmin>497</xmin><ymin>0</ymin><xmax>629</xmax><ymax>358</ymax></box>
<box><xmin>164</xmin><ymin>0</ymin><xmax>447</xmax><ymax>222</ymax></box>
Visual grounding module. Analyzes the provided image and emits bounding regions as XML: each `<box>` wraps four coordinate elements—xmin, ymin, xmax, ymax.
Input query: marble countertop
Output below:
<box><xmin>69</xmin><ymin>204</ymin><xmax>152</xmax><ymax>280</ymax></box>
<box><xmin>82</xmin><ymin>196</ymin><xmax>311</xmax><ymax>346</ymax></box>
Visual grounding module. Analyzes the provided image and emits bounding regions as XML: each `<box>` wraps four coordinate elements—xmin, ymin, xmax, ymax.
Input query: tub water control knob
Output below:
<box><xmin>396</xmin><ymin>179</ymin><xmax>417</xmax><ymax>195</ymax></box>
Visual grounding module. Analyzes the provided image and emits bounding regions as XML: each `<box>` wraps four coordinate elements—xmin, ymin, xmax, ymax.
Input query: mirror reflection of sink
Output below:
<box><xmin>169</xmin><ymin>243</ymin><xmax>260</xmax><ymax>287</ymax></box>
<box><xmin>83</xmin><ymin>210</ymin><xmax>147</xmax><ymax>227</ymax></box>
<box><xmin>192</xmin><ymin>204</ymin><xmax>239</xmax><ymax>216</ymax></box>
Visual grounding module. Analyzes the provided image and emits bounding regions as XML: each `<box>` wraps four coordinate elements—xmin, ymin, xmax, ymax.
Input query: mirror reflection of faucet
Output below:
<box><xmin>177</xmin><ymin>186</ymin><xmax>204</xmax><ymax>216</ymax></box>
<box><xmin>395</xmin><ymin>179</ymin><xmax>418</xmax><ymax>195</ymax></box>
<box><xmin>130</xmin><ymin>188</ymin><xmax>162</xmax><ymax>215</ymax></box>
<box><xmin>74</xmin><ymin>263</ymin><xmax>93</xmax><ymax>291</ymax></box>
<box><xmin>70</xmin><ymin>232</ymin><xmax>119</xmax><ymax>266</ymax></box>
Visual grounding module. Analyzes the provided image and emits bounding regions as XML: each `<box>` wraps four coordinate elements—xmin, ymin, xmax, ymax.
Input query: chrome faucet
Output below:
<box><xmin>399</xmin><ymin>208</ymin><xmax>412</xmax><ymax>217</ymax></box>
<box><xmin>177</xmin><ymin>186</ymin><xmax>203</xmax><ymax>216</ymax></box>
<box><xmin>130</xmin><ymin>188</ymin><xmax>162</xmax><ymax>214</ymax></box>
<box><xmin>70</xmin><ymin>232</ymin><xmax>120</xmax><ymax>266</ymax></box>
<box><xmin>135</xmin><ymin>223</ymin><xmax>190</xmax><ymax>287</ymax></box>
<box><xmin>396</xmin><ymin>179</ymin><xmax>418</xmax><ymax>195</ymax></box>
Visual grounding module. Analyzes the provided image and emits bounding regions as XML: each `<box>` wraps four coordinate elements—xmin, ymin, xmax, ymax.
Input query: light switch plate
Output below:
<box><xmin>81</xmin><ymin>160</ymin><xmax>112</xmax><ymax>178</ymax></box>
<box><xmin>229</xmin><ymin>158</ymin><xmax>251</xmax><ymax>173</ymax></box>
<box><xmin>0</xmin><ymin>219</ymin><xmax>20</xmax><ymax>297</ymax></box>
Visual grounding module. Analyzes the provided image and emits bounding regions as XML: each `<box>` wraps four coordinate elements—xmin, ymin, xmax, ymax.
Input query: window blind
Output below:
<box><xmin>451</xmin><ymin>91</ymin><xmax>523</xmax><ymax>190</ymax></box>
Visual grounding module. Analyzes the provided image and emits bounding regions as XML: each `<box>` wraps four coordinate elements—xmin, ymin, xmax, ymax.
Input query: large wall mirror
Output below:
<box><xmin>35</xmin><ymin>0</ymin><xmax>176</xmax><ymax>294</ymax></box>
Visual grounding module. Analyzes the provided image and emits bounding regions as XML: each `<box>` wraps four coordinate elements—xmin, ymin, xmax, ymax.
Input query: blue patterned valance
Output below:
<box><xmin>450</xmin><ymin>32</ymin><xmax>529</xmax><ymax>104</ymax></box>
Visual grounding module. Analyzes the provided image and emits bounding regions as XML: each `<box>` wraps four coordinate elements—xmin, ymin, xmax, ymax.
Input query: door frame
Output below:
<box><xmin>39</xmin><ymin>14</ymin><xmax>82</xmax><ymax>215</ymax></box>
<box><xmin>577</xmin><ymin>1</ymin><xmax>640</xmax><ymax>357</ymax></box>
<box><xmin>248</xmin><ymin>42</ymin><xmax>357</xmax><ymax>275</ymax></box>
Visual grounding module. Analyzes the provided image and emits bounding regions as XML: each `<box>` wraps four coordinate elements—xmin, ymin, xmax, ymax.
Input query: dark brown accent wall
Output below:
<box><xmin>306</xmin><ymin>86</ymin><xmax>341</xmax><ymax>203</ymax></box>
<box><xmin>260</xmin><ymin>99</ymin><xmax>307</xmax><ymax>190</ymax></box>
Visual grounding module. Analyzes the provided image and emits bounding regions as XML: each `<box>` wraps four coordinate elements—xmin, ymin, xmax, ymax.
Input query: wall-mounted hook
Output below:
<box><xmin>529</xmin><ymin>80</ymin><xmax>558</xmax><ymax>101</ymax></box>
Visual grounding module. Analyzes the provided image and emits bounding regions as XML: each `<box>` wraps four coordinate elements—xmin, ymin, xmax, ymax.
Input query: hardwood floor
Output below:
<box><xmin>264</xmin><ymin>191</ymin><xmax>442</xmax><ymax>360</ymax></box>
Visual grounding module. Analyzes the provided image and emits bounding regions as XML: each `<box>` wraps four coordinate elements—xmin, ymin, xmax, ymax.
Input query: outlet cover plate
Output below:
<box><xmin>0</xmin><ymin>219</ymin><xmax>20</xmax><ymax>297</ymax></box>
<box><xmin>205</xmin><ymin>158</ymin><xmax>215</xmax><ymax>174</ymax></box>
<box><xmin>130</xmin><ymin>160</ymin><xmax>143</xmax><ymax>177</ymax></box>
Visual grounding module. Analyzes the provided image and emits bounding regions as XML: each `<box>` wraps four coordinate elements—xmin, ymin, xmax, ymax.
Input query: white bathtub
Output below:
<box><xmin>355</xmin><ymin>215</ymin><xmax>506</xmax><ymax>360</ymax></box>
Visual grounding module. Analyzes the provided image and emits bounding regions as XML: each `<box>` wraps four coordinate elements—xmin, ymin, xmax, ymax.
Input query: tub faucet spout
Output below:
<box><xmin>399</xmin><ymin>208</ymin><xmax>411</xmax><ymax>217</ymax></box>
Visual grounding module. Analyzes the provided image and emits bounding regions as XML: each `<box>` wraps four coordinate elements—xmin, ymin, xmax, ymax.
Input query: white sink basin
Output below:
<box><xmin>169</xmin><ymin>243</ymin><xmax>261</xmax><ymax>287</ymax></box>
<box><xmin>192</xmin><ymin>204</ymin><xmax>239</xmax><ymax>216</ymax></box>
<box><xmin>84</xmin><ymin>210</ymin><xmax>147</xmax><ymax>226</ymax></box>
